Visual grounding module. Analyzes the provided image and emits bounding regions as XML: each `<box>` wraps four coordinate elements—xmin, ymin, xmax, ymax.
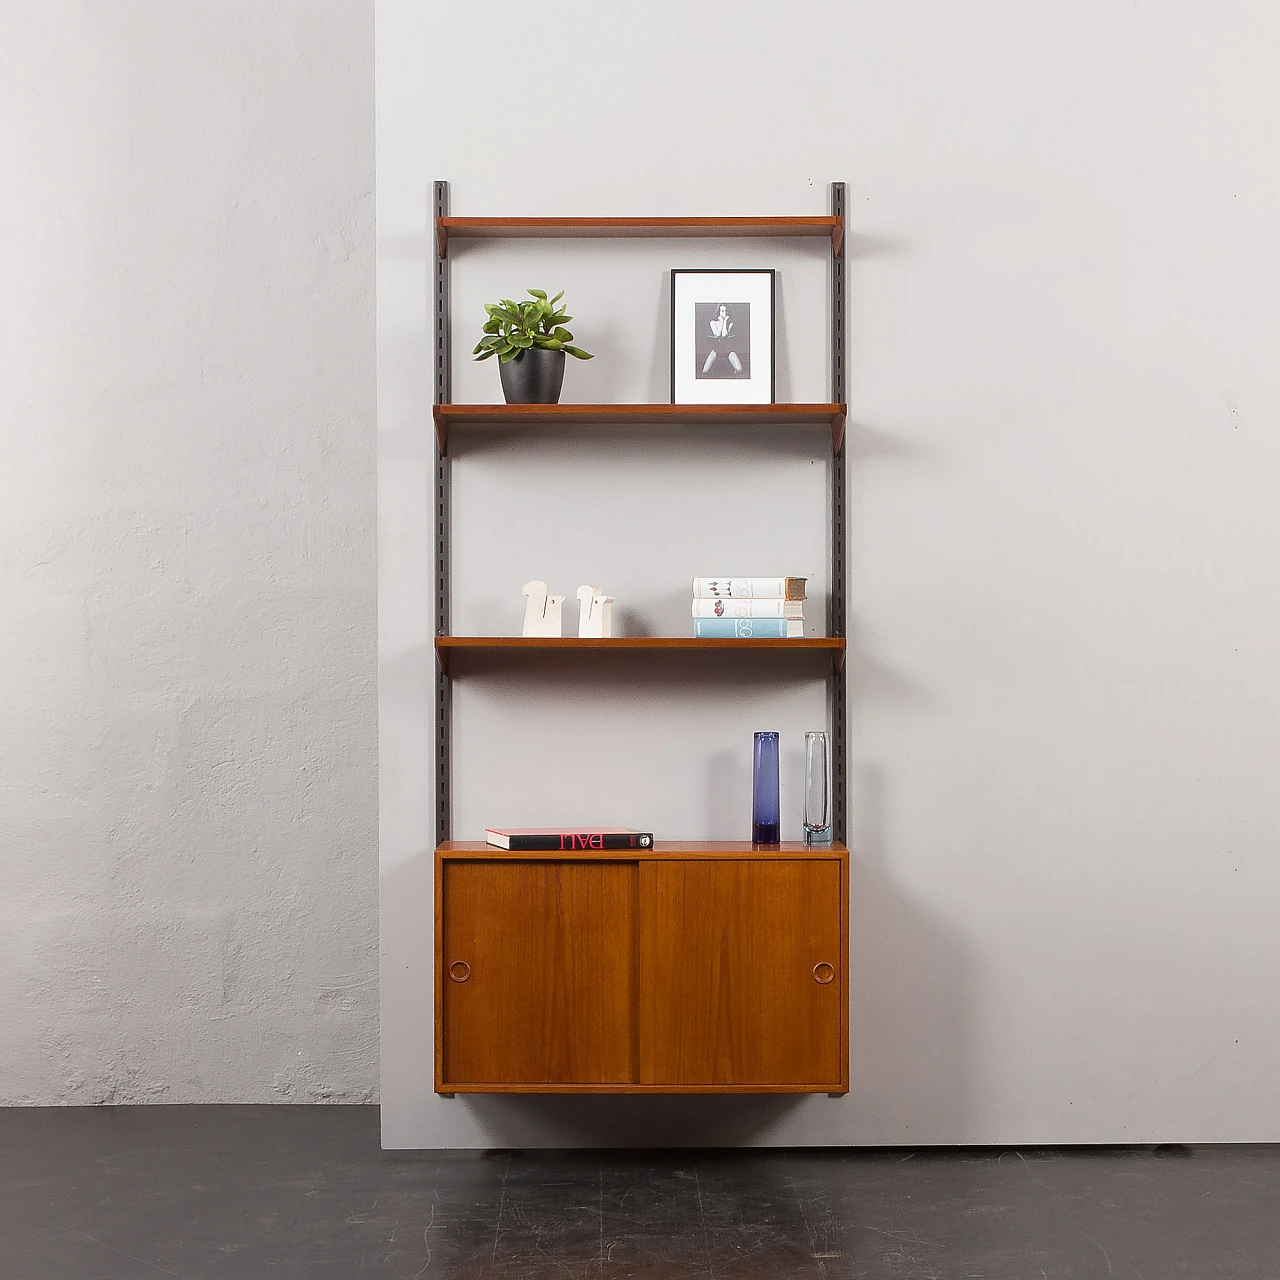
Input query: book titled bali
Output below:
<box><xmin>484</xmin><ymin>827</ymin><xmax>654</xmax><ymax>851</ymax></box>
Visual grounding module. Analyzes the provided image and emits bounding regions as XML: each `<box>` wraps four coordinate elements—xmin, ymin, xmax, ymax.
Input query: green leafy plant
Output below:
<box><xmin>472</xmin><ymin>289</ymin><xmax>593</xmax><ymax>363</ymax></box>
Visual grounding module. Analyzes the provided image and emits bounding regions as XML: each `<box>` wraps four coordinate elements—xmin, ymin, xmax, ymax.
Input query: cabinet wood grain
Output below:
<box><xmin>440</xmin><ymin>860</ymin><xmax>636</xmax><ymax>1086</ymax></box>
<box><xmin>639</xmin><ymin>860</ymin><xmax>844</xmax><ymax>1088</ymax></box>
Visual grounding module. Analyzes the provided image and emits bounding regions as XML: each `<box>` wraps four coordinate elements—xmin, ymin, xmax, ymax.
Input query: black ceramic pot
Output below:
<box><xmin>499</xmin><ymin>348</ymin><xmax>566</xmax><ymax>404</ymax></box>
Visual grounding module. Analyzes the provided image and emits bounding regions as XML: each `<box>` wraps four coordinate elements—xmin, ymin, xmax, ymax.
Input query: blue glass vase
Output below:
<box><xmin>752</xmin><ymin>731</ymin><xmax>780</xmax><ymax>844</ymax></box>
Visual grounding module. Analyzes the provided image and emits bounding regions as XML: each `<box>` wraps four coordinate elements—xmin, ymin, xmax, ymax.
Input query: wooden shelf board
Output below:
<box><xmin>437</xmin><ymin>1082</ymin><xmax>848</xmax><ymax>1094</ymax></box>
<box><xmin>433</xmin><ymin>402</ymin><xmax>846</xmax><ymax>453</ymax></box>
<box><xmin>438</xmin><ymin>840</ymin><xmax>848</xmax><ymax>861</ymax></box>
<box><xmin>436</xmin><ymin>215</ymin><xmax>843</xmax><ymax>257</ymax></box>
<box><xmin>435</xmin><ymin>636</ymin><xmax>845</xmax><ymax>673</ymax></box>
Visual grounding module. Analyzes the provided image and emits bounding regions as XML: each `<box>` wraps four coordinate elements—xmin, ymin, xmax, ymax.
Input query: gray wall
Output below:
<box><xmin>380</xmin><ymin>0</ymin><xmax>1280</xmax><ymax>1146</ymax></box>
<box><xmin>0</xmin><ymin>2</ymin><xmax>377</xmax><ymax>1104</ymax></box>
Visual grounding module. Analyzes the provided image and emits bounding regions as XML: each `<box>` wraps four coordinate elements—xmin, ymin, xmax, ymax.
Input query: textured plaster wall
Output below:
<box><xmin>0</xmin><ymin>2</ymin><xmax>377</xmax><ymax>1103</ymax></box>
<box><xmin>381</xmin><ymin>0</ymin><xmax>1280</xmax><ymax>1147</ymax></box>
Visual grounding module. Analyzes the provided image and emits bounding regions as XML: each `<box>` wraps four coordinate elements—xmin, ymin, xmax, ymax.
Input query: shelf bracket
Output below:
<box><xmin>830</xmin><ymin>409</ymin><xmax>847</xmax><ymax>455</ymax></box>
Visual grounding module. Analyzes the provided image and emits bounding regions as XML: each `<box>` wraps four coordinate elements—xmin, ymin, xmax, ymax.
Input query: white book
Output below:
<box><xmin>691</xmin><ymin>576</ymin><xmax>807</xmax><ymax>601</ymax></box>
<box><xmin>691</xmin><ymin>598</ymin><xmax>803</xmax><ymax>619</ymax></box>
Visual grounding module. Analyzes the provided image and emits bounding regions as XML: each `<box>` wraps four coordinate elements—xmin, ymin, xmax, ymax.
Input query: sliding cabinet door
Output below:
<box><xmin>639</xmin><ymin>860</ymin><xmax>844</xmax><ymax>1089</ymax></box>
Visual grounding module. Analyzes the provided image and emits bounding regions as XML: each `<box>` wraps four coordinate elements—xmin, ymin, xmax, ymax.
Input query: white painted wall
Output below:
<box><xmin>0</xmin><ymin>2</ymin><xmax>377</xmax><ymax>1103</ymax></box>
<box><xmin>380</xmin><ymin>0</ymin><xmax>1280</xmax><ymax>1146</ymax></box>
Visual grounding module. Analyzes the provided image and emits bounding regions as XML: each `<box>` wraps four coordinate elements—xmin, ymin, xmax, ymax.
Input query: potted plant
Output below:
<box><xmin>472</xmin><ymin>288</ymin><xmax>592</xmax><ymax>404</ymax></box>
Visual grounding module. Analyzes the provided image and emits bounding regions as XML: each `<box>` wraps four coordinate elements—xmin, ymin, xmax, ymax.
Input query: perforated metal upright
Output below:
<box><xmin>433</xmin><ymin>179</ymin><xmax>452</xmax><ymax>846</ymax></box>
<box><xmin>829</xmin><ymin>181</ymin><xmax>848</xmax><ymax>845</ymax></box>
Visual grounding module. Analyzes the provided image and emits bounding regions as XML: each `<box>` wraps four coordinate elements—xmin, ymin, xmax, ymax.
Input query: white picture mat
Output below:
<box><xmin>672</xmin><ymin>270</ymin><xmax>774</xmax><ymax>404</ymax></box>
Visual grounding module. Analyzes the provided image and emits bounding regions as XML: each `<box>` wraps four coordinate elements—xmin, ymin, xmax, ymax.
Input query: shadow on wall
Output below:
<box><xmin>847</xmin><ymin>764</ymin><xmax>974</xmax><ymax>1143</ymax></box>
<box><xmin>462</xmin><ymin>1093</ymin><xmax>806</xmax><ymax>1149</ymax></box>
<box><xmin>844</xmin><ymin>620</ymin><xmax>975</xmax><ymax>1144</ymax></box>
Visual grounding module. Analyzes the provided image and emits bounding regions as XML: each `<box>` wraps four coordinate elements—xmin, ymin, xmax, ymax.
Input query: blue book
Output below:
<box><xmin>692</xmin><ymin>617</ymin><xmax>805</xmax><ymax>639</ymax></box>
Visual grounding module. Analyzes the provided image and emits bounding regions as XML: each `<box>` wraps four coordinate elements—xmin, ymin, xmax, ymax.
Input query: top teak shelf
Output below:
<box><xmin>436</xmin><ymin>216</ymin><xmax>844</xmax><ymax>257</ymax></box>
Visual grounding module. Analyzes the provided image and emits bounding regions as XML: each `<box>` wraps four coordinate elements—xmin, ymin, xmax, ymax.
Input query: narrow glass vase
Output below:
<box><xmin>752</xmin><ymin>731</ymin><xmax>780</xmax><ymax>844</ymax></box>
<box><xmin>804</xmin><ymin>730</ymin><xmax>832</xmax><ymax>844</ymax></box>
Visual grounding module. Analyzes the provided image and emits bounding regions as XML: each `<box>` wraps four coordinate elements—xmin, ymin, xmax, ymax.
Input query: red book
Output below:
<box><xmin>484</xmin><ymin>827</ymin><xmax>654</xmax><ymax>851</ymax></box>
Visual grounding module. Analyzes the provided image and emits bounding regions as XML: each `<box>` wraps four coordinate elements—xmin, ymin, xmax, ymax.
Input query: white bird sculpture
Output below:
<box><xmin>521</xmin><ymin>580</ymin><xmax>564</xmax><ymax>637</ymax></box>
<box><xmin>576</xmin><ymin>584</ymin><xmax>614</xmax><ymax>638</ymax></box>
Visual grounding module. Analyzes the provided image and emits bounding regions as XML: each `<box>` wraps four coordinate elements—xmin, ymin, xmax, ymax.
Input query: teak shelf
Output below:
<box><xmin>439</xmin><ymin>840</ymin><xmax>848</xmax><ymax>860</ymax></box>
<box><xmin>430</xmin><ymin>181</ymin><xmax>850</xmax><ymax>1096</ymax></box>
<box><xmin>433</xmin><ymin>402</ymin><xmax>848</xmax><ymax>454</ymax></box>
<box><xmin>436</xmin><ymin>215</ymin><xmax>844</xmax><ymax>257</ymax></box>
<box><xmin>434</xmin><ymin>635</ymin><xmax>846</xmax><ymax>674</ymax></box>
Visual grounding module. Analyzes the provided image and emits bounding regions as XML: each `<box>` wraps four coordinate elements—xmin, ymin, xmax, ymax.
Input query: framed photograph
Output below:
<box><xmin>670</xmin><ymin>269</ymin><xmax>775</xmax><ymax>405</ymax></box>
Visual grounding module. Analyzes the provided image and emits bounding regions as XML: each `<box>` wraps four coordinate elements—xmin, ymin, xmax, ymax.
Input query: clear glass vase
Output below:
<box><xmin>752</xmin><ymin>731</ymin><xmax>780</xmax><ymax>844</ymax></box>
<box><xmin>804</xmin><ymin>731</ymin><xmax>832</xmax><ymax>844</ymax></box>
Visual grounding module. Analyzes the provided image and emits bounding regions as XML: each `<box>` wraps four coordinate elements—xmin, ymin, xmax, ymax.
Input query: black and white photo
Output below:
<box><xmin>671</xmin><ymin>269</ymin><xmax>775</xmax><ymax>404</ymax></box>
<box><xmin>694</xmin><ymin>302</ymin><xmax>751</xmax><ymax>380</ymax></box>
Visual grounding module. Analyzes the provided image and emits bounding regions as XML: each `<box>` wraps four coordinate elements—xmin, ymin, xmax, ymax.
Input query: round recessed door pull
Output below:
<box><xmin>448</xmin><ymin>961</ymin><xmax>471</xmax><ymax>983</ymax></box>
<box><xmin>812</xmin><ymin>962</ymin><xmax>835</xmax><ymax>985</ymax></box>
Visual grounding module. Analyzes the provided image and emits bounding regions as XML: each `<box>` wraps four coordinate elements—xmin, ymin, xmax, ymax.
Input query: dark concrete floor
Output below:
<box><xmin>1</xmin><ymin>1106</ymin><xmax>1278</xmax><ymax>1279</ymax></box>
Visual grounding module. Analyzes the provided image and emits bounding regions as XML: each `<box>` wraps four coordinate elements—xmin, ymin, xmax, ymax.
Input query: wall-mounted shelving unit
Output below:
<box><xmin>432</xmin><ymin>181</ymin><xmax>849</xmax><ymax>1095</ymax></box>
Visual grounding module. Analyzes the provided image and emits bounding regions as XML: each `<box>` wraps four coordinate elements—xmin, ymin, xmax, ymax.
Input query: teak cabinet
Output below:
<box><xmin>431</xmin><ymin>183</ymin><xmax>850</xmax><ymax>1095</ymax></box>
<box><xmin>436</xmin><ymin>844</ymin><xmax>849</xmax><ymax>1094</ymax></box>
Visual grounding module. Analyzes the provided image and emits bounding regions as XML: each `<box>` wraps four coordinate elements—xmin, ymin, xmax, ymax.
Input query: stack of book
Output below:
<box><xmin>691</xmin><ymin>577</ymin><xmax>807</xmax><ymax>638</ymax></box>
